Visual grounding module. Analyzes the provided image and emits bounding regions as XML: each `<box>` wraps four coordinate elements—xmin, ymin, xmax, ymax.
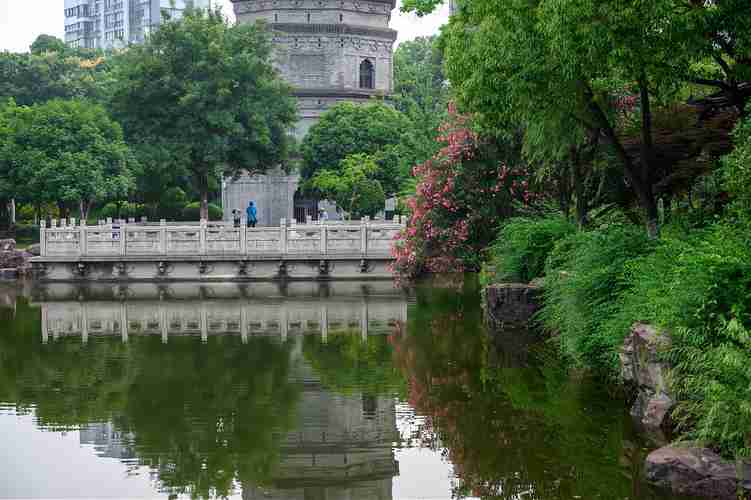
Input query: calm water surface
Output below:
<box><xmin>0</xmin><ymin>278</ymin><xmax>691</xmax><ymax>499</ymax></box>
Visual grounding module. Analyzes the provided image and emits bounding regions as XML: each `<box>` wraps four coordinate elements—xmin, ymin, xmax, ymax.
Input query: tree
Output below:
<box><xmin>0</xmin><ymin>99</ymin><xmax>134</xmax><ymax>220</ymax></box>
<box><xmin>0</xmin><ymin>50</ymin><xmax>111</xmax><ymax>107</ymax></box>
<box><xmin>408</xmin><ymin>0</ymin><xmax>749</xmax><ymax>237</ymax></box>
<box><xmin>30</xmin><ymin>35</ymin><xmax>67</xmax><ymax>55</ymax></box>
<box><xmin>301</xmin><ymin>102</ymin><xmax>415</xmax><ymax>195</ymax></box>
<box><xmin>393</xmin><ymin>36</ymin><xmax>449</xmax><ymax>167</ymax></box>
<box><xmin>110</xmin><ymin>8</ymin><xmax>297</xmax><ymax>220</ymax></box>
<box><xmin>392</xmin><ymin>107</ymin><xmax>543</xmax><ymax>276</ymax></box>
<box><xmin>311</xmin><ymin>153</ymin><xmax>385</xmax><ymax>218</ymax></box>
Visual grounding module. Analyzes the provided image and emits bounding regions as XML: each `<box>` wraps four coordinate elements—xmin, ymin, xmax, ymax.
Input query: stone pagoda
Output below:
<box><xmin>231</xmin><ymin>0</ymin><xmax>397</xmax><ymax>139</ymax></box>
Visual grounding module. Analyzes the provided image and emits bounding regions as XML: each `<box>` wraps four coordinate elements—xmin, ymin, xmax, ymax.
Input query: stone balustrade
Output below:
<box><xmin>39</xmin><ymin>216</ymin><xmax>407</xmax><ymax>259</ymax></box>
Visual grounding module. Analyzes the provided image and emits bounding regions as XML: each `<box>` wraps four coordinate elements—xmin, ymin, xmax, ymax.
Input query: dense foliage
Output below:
<box><xmin>392</xmin><ymin>108</ymin><xmax>541</xmax><ymax>276</ymax></box>
<box><xmin>484</xmin><ymin>215</ymin><xmax>576</xmax><ymax>283</ymax></box>
<box><xmin>311</xmin><ymin>153</ymin><xmax>385</xmax><ymax>218</ymax></box>
<box><xmin>110</xmin><ymin>8</ymin><xmax>296</xmax><ymax>220</ymax></box>
<box><xmin>300</xmin><ymin>102</ymin><xmax>414</xmax><ymax>195</ymax></box>
<box><xmin>0</xmin><ymin>99</ymin><xmax>134</xmax><ymax>220</ymax></box>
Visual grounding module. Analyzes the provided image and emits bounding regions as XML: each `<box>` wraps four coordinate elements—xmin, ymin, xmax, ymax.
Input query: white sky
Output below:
<box><xmin>0</xmin><ymin>0</ymin><xmax>449</xmax><ymax>53</ymax></box>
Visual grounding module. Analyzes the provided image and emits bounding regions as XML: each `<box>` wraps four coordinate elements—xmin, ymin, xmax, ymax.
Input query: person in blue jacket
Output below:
<box><xmin>246</xmin><ymin>201</ymin><xmax>258</xmax><ymax>228</ymax></box>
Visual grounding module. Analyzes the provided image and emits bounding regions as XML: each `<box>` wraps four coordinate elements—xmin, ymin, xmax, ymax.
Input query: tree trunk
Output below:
<box><xmin>582</xmin><ymin>83</ymin><xmax>659</xmax><ymax>238</ymax></box>
<box><xmin>200</xmin><ymin>188</ymin><xmax>209</xmax><ymax>222</ymax></box>
<box><xmin>572</xmin><ymin>158</ymin><xmax>588</xmax><ymax>229</ymax></box>
<box><xmin>57</xmin><ymin>201</ymin><xmax>69</xmax><ymax>220</ymax></box>
<box><xmin>79</xmin><ymin>199</ymin><xmax>91</xmax><ymax>223</ymax></box>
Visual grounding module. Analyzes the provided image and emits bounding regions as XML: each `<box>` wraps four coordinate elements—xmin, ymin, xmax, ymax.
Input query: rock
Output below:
<box><xmin>29</xmin><ymin>243</ymin><xmax>40</xmax><ymax>256</ymax></box>
<box><xmin>0</xmin><ymin>250</ymin><xmax>32</xmax><ymax>270</ymax></box>
<box><xmin>484</xmin><ymin>283</ymin><xmax>541</xmax><ymax>329</ymax></box>
<box><xmin>620</xmin><ymin>323</ymin><xmax>674</xmax><ymax>436</ymax></box>
<box><xmin>0</xmin><ymin>239</ymin><xmax>16</xmax><ymax>252</ymax></box>
<box><xmin>645</xmin><ymin>446</ymin><xmax>751</xmax><ymax>500</ymax></box>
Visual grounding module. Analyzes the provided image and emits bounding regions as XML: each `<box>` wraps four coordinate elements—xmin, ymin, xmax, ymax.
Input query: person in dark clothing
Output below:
<box><xmin>246</xmin><ymin>201</ymin><xmax>257</xmax><ymax>228</ymax></box>
<box><xmin>232</xmin><ymin>209</ymin><xmax>241</xmax><ymax>228</ymax></box>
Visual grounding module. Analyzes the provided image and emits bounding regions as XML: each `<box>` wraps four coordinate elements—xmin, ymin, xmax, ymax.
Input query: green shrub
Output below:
<box><xmin>98</xmin><ymin>202</ymin><xmax>147</xmax><ymax>221</ymax></box>
<box><xmin>722</xmin><ymin>117</ymin><xmax>751</xmax><ymax>216</ymax></box>
<box><xmin>539</xmin><ymin>223</ymin><xmax>655</xmax><ymax>372</ymax></box>
<box><xmin>485</xmin><ymin>215</ymin><xmax>576</xmax><ymax>283</ymax></box>
<box><xmin>159</xmin><ymin>187</ymin><xmax>188</xmax><ymax>220</ymax></box>
<box><xmin>181</xmin><ymin>202</ymin><xmax>223</xmax><ymax>221</ymax></box>
<box><xmin>14</xmin><ymin>223</ymin><xmax>40</xmax><ymax>244</ymax></box>
<box><xmin>602</xmin><ymin>223</ymin><xmax>751</xmax><ymax>457</ymax></box>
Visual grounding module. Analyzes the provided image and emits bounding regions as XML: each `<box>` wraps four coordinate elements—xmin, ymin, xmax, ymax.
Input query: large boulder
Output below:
<box><xmin>645</xmin><ymin>446</ymin><xmax>751</xmax><ymax>500</ymax></box>
<box><xmin>0</xmin><ymin>239</ymin><xmax>16</xmax><ymax>252</ymax></box>
<box><xmin>619</xmin><ymin>323</ymin><xmax>674</xmax><ymax>436</ymax></box>
<box><xmin>28</xmin><ymin>243</ymin><xmax>40</xmax><ymax>256</ymax></box>
<box><xmin>484</xmin><ymin>282</ymin><xmax>542</xmax><ymax>329</ymax></box>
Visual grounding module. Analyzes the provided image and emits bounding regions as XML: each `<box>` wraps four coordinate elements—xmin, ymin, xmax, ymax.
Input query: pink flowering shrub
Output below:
<box><xmin>392</xmin><ymin>106</ymin><xmax>542</xmax><ymax>277</ymax></box>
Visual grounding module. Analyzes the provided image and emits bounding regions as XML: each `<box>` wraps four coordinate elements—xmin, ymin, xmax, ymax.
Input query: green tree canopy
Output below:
<box><xmin>110</xmin><ymin>8</ymin><xmax>297</xmax><ymax>220</ymax></box>
<box><xmin>392</xmin><ymin>36</ymin><xmax>449</xmax><ymax>175</ymax></box>
<box><xmin>301</xmin><ymin>102</ymin><xmax>414</xmax><ymax>195</ymax></box>
<box><xmin>311</xmin><ymin>153</ymin><xmax>385</xmax><ymax>218</ymax></box>
<box><xmin>0</xmin><ymin>99</ymin><xmax>134</xmax><ymax>219</ymax></box>
<box><xmin>0</xmin><ymin>50</ymin><xmax>112</xmax><ymax>107</ymax></box>
<box><xmin>30</xmin><ymin>35</ymin><xmax>67</xmax><ymax>55</ymax></box>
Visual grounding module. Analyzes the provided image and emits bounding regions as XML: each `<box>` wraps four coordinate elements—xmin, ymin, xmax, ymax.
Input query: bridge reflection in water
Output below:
<box><xmin>31</xmin><ymin>281</ymin><xmax>407</xmax><ymax>500</ymax></box>
<box><xmin>34</xmin><ymin>281</ymin><xmax>408</xmax><ymax>345</ymax></box>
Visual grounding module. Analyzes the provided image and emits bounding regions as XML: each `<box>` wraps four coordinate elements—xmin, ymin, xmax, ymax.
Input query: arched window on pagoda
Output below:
<box><xmin>359</xmin><ymin>59</ymin><xmax>374</xmax><ymax>89</ymax></box>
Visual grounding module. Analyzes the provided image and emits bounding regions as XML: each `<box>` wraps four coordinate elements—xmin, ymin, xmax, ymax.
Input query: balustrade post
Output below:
<box><xmin>306</xmin><ymin>214</ymin><xmax>312</xmax><ymax>225</ymax></box>
<box><xmin>280</xmin><ymin>218</ymin><xmax>288</xmax><ymax>254</ymax></box>
<box><xmin>320</xmin><ymin>224</ymin><xmax>327</xmax><ymax>255</ymax></box>
<box><xmin>360</xmin><ymin>216</ymin><xmax>368</xmax><ymax>255</ymax></box>
<box><xmin>240</xmin><ymin>216</ymin><xmax>247</xmax><ymax>255</ymax></box>
<box><xmin>40</xmin><ymin>220</ymin><xmax>47</xmax><ymax>257</ymax></box>
<box><xmin>160</xmin><ymin>219</ymin><xmax>167</xmax><ymax>255</ymax></box>
<box><xmin>79</xmin><ymin>220</ymin><xmax>87</xmax><ymax>257</ymax></box>
<box><xmin>199</xmin><ymin>219</ymin><xmax>207</xmax><ymax>255</ymax></box>
<box><xmin>119</xmin><ymin>221</ymin><xmax>127</xmax><ymax>256</ymax></box>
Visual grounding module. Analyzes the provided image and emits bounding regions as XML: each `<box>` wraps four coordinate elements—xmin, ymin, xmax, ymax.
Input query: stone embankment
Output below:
<box><xmin>619</xmin><ymin>323</ymin><xmax>750</xmax><ymax>500</ymax></box>
<box><xmin>484</xmin><ymin>282</ymin><xmax>541</xmax><ymax>329</ymax></box>
<box><xmin>484</xmin><ymin>285</ymin><xmax>750</xmax><ymax>500</ymax></box>
<box><xmin>0</xmin><ymin>239</ymin><xmax>34</xmax><ymax>279</ymax></box>
<box><xmin>619</xmin><ymin>323</ymin><xmax>675</xmax><ymax>438</ymax></box>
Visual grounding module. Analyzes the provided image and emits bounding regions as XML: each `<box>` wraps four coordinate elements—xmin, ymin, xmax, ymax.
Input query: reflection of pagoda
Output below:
<box><xmin>242</xmin><ymin>336</ymin><xmax>398</xmax><ymax>499</ymax></box>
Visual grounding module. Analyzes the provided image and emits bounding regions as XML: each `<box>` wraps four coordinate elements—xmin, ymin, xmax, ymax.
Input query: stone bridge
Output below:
<box><xmin>32</xmin><ymin>216</ymin><xmax>405</xmax><ymax>281</ymax></box>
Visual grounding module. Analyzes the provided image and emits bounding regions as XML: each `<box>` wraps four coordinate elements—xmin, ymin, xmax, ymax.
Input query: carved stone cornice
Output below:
<box><xmin>269</xmin><ymin>22</ymin><xmax>397</xmax><ymax>40</ymax></box>
<box><xmin>231</xmin><ymin>0</ymin><xmax>397</xmax><ymax>9</ymax></box>
<box><xmin>293</xmin><ymin>87</ymin><xmax>393</xmax><ymax>99</ymax></box>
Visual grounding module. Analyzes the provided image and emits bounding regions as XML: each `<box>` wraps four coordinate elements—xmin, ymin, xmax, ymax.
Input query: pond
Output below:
<box><xmin>0</xmin><ymin>277</ymin><xmax>692</xmax><ymax>499</ymax></box>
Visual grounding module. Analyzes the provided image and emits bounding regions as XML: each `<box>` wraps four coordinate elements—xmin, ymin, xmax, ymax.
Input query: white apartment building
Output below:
<box><xmin>64</xmin><ymin>0</ymin><xmax>211</xmax><ymax>50</ymax></box>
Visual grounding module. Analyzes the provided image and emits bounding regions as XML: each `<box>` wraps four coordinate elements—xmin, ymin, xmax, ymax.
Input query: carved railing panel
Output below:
<box><xmin>38</xmin><ymin>218</ymin><xmax>406</xmax><ymax>258</ymax></box>
<box><xmin>166</xmin><ymin>229</ymin><xmax>201</xmax><ymax>254</ymax></box>
<box><xmin>286</xmin><ymin>226</ymin><xmax>322</xmax><ymax>254</ymax></box>
<box><xmin>247</xmin><ymin>229</ymin><xmax>281</xmax><ymax>254</ymax></box>
<box><xmin>126</xmin><ymin>229</ymin><xmax>162</xmax><ymax>255</ymax></box>
<box><xmin>326</xmin><ymin>226</ymin><xmax>362</xmax><ymax>254</ymax></box>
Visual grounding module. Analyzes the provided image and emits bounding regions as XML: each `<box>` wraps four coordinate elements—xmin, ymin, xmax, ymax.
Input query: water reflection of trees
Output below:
<box><xmin>302</xmin><ymin>331</ymin><xmax>406</xmax><ymax>397</ymax></box>
<box><xmin>0</xmin><ymin>300</ymin><xmax>301</xmax><ymax>499</ymax></box>
<box><xmin>391</xmin><ymin>283</ymin><xmax>662</xmax><ymax>500</ymax></box>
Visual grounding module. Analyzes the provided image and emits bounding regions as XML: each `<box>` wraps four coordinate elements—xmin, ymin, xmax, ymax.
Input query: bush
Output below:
<box><xmin>538</xmin><ymin>223</ymin><xmax>655</xmax><ymax>372</ymax></box>
<box><xmin>159</xmin><ymin>187</ymin><xmax>188</xmax><ymax>220</ymax></box>
<box><xmin>485</xmin><ymin>215</ymin><xmax>576</xmax><ymax>283</ymax></box>
<box><xmin>181</xmin><ymin>202</ymin><xmax>223</xmax><ymax>221</ymax></box>
<box><xmin>14</xmin><ymin>223</ymin><xmax>40</xmax><ymax>244</ymax></box>
<box><xmin>602</xmin><ymin>222</ymin><xmax>751</xmax><ymax>457</ymax></box>
<box><xmin>722</xmin><ymin>117</ymin><xmax>751</xmax><ymax>215</ymax></box>
<box><xmin>98</xmin><ymin>202</ymin><xmax>147</xmax><ymax>221</ymax></box>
